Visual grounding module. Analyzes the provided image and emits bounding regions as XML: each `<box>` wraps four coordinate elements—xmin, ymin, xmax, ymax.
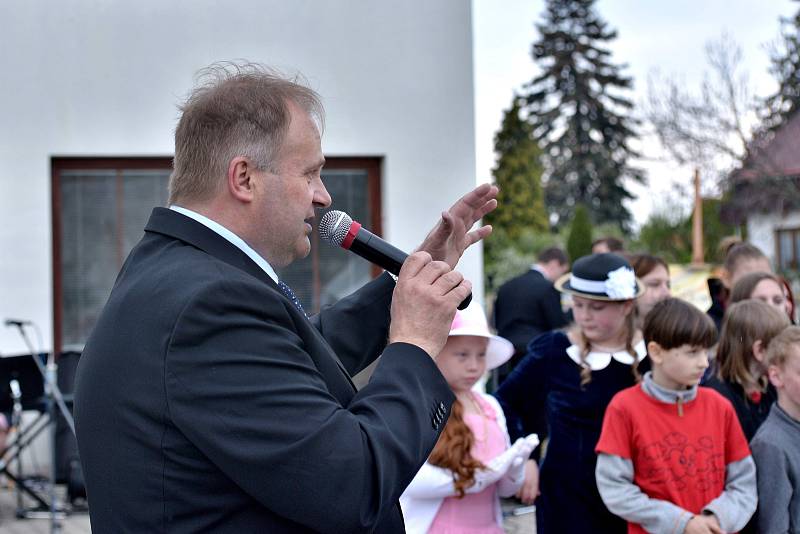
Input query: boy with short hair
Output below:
<box><xmin>750</xmin><ymin>325</ymin><xmax>800</xmax><ymax>533</ymax></box>
<box><xmin>595</xmin><ymin>298</ymin><xmax>757</xmax><ymax>534</ymax></box>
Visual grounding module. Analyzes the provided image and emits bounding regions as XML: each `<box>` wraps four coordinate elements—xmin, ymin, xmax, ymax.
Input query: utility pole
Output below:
<box><xmin>691</xmin><ymin>168</ymin><xmax>704</xmax><ymax>266</ymax></box>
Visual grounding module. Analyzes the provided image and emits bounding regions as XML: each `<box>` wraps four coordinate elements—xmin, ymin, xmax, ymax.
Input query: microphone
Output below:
<box><xmin>4</xmin><ymin>319</ymin><xmax>31</xmax><ymax>327</ymax></box>
<box><xmin>9</xmin><ymin>379</ymin><xmax>21</xmax><ymax>400</ymax></box>
<box><xmin>319</xmin><ymin>210</ymin><xmax>471</xmax><ymax>310</ymax></box>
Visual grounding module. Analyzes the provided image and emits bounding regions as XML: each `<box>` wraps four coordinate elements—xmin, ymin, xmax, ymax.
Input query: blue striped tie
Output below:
<box><xmin>278</xmin><ymin>280</ymin><xmax>307</xmax><ymax>317</ymax></box>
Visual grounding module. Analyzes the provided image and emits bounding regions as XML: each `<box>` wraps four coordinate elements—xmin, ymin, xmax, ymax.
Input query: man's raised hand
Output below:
<box><xmin>417</xmin><ymin>183</ymin><xmax>498</xmax><ymax>269</ymax></box>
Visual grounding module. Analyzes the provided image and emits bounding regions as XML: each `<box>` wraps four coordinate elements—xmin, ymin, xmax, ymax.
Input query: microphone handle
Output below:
<box><xmin>349</xmin><ymin>231</ymin><xmax>471</xmax><ymax>310</ymax></box>
<box><xmin>349</xmin><ymin>232</ymin><xmax>406</xmax><ymax>276</ymax></box>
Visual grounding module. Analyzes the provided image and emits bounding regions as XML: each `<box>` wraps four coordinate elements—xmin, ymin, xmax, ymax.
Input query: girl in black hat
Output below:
<box><xmin>494</xmin><ymin>253</ymin><xmax>648</xmax><ymax>534</ymax></box>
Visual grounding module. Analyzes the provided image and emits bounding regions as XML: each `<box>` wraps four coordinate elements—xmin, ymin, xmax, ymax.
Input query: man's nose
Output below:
<box><xmin>314</xmin><ymin>180</ymin><xmax>332</xmax><ymax>208</ymax></box>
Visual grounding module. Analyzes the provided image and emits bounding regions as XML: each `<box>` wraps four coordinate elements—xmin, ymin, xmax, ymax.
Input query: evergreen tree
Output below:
<box><xmin>484</xmin><ymin>96</ymin><xmax>548</xmax><ymax>242</ymax></box>
<box><xmin>484</xmin><ymin>96</ymin><xmax>547</xmax><ymax>280</ymax></box>
<box><xmin>566</xmin><ymin>204</ymin><xmax>593</xmax><ymax>262</ymax></box>
<box><xmin>523</xmin><ymin>0</ymin><xmax>644</xmax><ymax>230</ymax></box>
<box><xmin>762</xmin><ymin>1</ymin><xmax>800</xmax><ymax>132</ymax></box>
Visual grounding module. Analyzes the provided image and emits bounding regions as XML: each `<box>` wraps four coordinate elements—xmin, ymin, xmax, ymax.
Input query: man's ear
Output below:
<box><xmin>647</xmin><ymin>341</ymin><xmax>663</xmax><ymax>365</ymax></box>
<box><xmin>227</xmin><ymin>156</ymin><xmax>256</xmax><ymax>202</ymax></box>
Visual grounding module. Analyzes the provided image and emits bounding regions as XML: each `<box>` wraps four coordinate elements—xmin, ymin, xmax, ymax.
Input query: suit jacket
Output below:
<box><xmin>73</xmin><ymin>207</ymin><xmax>454</xmax><ymax>533</ymax></box>
<box><xmin>493</xmin><ymin>269</ymin><xmax>568</xmax><ymax>356</ymax></box>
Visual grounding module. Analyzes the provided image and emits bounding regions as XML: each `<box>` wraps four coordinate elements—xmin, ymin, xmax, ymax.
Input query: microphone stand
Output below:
<box><xmin>10</xmin><ymin>379</ymin><xmax>24</xmax><ymax>514</ymax></box>
<box><xmin>6</xmin><ymin>322</ymin><xmax>74</xmax><ymax>534</ymax></box>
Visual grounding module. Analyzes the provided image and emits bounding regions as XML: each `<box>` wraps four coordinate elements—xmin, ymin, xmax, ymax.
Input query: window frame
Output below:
<box><xmin>51</xmin><ymin>157</ymin><xmax>174</xmax><ymax>353</ymax></box>
<box><xmin>313</xmin><ymin>157</ymin><xmax>384</xmax><ymax>297</ymax></box>
<box><xmin>776</xmin><ymin>227</ymin><xmax>800</xmax><ymax>272</ymax></box>
<box><xmin>51</xmin><ymin>156</ymin><xmax>383</xmax><ymax>353</ymax></box>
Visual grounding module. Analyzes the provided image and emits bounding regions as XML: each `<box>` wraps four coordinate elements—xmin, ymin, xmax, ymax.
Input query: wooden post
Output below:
<box><xmin>691</xmin><ymin>168</ymin><xmax>704</xmax><ymax>266</ymax></box>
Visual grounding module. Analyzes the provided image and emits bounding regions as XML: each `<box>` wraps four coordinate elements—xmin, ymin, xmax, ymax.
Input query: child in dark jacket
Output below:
<box><xmin>596</xmin><ymin>298</ymin><xmax>757</xmax><ymax>534</ymax></box>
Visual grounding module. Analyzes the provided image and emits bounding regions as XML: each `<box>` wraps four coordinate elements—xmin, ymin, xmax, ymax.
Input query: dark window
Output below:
<box><xmin>776</xmin><ymin>228</ymin><xmax>800</xmax><ymax>271</ymax></box>
<box><xmin>52</xmin><ymin>157</ymin><xmax>382</xmax><ymax>353</ymax></box>
<box><xmin>278</xmin><ymin>158</ymin><xmax>383</xmax><ymax>312</ymax></box>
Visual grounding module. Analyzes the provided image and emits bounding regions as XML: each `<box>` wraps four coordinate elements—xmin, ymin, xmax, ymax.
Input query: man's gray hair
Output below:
<box><xmin>168</xmin><ymin>61</ymin><xmax>324</xmax><ymax>205</ymax></box>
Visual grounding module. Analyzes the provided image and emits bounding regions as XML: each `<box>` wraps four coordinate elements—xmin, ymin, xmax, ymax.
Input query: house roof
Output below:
<box><xmin>722</xmin><ymin>111</ymin><xmax>800</xmax><ymax>223</ymax></box>
<box><xmin>733</xmin><ymin>111</ymin><xmax>800</xmax><ymax>181</ymax></box>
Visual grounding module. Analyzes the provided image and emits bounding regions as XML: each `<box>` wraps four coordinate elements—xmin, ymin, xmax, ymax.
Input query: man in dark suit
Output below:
<box><xmin>493</xmin><ymin>247</ymin><xmax>569</xmax><ymax>384</ymax></box>
<box><xmin>73</xmin><ymin>63</ymin><xmax>497</xmax><ymax>533</ymax></box>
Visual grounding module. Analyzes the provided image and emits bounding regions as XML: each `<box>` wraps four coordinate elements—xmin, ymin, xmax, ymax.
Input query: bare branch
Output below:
<box><xmin>642</xmin><ymin>33</ymin><xmax>758</xmax><ymax>192</ymax></box>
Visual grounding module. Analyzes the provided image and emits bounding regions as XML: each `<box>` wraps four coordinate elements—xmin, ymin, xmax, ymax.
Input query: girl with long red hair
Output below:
<box><xmin>400</xmin><ymin>304</ymin><xmax>538</xmax><ymax>534</ymax></box>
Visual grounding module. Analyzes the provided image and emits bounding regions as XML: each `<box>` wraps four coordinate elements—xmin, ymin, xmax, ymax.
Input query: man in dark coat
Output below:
<box><xmin>494</xmin><ymin>247</ymin><xmax>569</xmax><ymax>384</ymax></box>
<box><xmin>73</xmin><ymin>63</ymin><xmax>497</xmax><ymax>533</ymax></box>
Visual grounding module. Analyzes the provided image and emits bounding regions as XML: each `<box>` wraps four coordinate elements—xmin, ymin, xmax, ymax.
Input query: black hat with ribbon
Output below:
<box><xmin>555</xmin><ymin>253</ymin><xmax>644</xmax><ymax>301</ymax></box>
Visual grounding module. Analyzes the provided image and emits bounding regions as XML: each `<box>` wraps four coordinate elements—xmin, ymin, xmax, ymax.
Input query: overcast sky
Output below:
<box><xmin>472</xmin><ymin>0</ymin><xmax>797</xmax><ymax>230</ymax></box>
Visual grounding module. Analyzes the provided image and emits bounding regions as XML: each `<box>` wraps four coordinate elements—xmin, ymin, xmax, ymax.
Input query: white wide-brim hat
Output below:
<box><xmin>448</xmin><ymin>303</ymin><xmax>514</xmax><ymax>370</ymax></box>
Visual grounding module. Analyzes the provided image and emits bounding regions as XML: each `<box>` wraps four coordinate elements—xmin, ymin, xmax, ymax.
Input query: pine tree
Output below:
<box><xmin>523</xmin><ymin>0</ymin><xmax>644</xmax><ymax>231</ymax></box>
<box><xmin>566</xmin><ymin>204</ymin><xmax>593</xmax><ymax>262</ymax></box>
<box><xmin>484</xmin><ymin>96</ymin><xmax>548</xmax><ymax>285</ymax></box>
<box><xmin>762</xmin><ymin>1</ymin><xmax>800</xmax><ymax>132</ymax></box>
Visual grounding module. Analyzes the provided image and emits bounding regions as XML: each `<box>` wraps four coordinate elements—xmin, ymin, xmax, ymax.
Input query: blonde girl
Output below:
<box><xmin>704</xmin><ymin>299</ymin><xmax>790</xmax><ymax>440</ymax></box>
<box><xmin>495</xmin><ymin>253</ymin><xmax>646</xmax><ymax>534</ymax></box>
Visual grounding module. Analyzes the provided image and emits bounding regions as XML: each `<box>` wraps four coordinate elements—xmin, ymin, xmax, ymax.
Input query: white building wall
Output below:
<box><xmin>0</xmin><ymin>1</ymin><xmax>479</xmax><ymax>354</ymax></box>
<box><xmin>748</xmin><ymin>211</ymin><xmax>800</xmax><ymax>267</ymax></box>
<box><xmin>748</xmin><ymin>214</ymin><xmax>777</xmax><ymax>265</ymax></box>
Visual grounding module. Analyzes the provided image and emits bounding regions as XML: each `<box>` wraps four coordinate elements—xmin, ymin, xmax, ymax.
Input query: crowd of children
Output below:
<box><xmin>400</xmin><ymin>243</ymin><xmax>799</xmax><ymax>533</ymax></box>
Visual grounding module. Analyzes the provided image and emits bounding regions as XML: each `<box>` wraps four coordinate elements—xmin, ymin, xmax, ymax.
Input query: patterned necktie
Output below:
<box><xmin>278</xmin><ymin>280</ymin><xmax>307</xmax><ymax>317</ymax></box>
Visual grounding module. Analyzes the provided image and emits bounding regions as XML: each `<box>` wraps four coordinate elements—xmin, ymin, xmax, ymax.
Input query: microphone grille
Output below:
<box><xmin>319</xmin><ymin>210</ymin><xmax>353</xmax><ymax>246</ymax></box>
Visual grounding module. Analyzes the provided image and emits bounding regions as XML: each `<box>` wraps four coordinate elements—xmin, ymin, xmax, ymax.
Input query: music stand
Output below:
<box><xmin>0</xmin><ymin>353</ymin><xmax>57</xmax><ymax>513</ymax></box>
<box><xmin>0</xmin><ymin>353</ymin><xmax>45</xmax><ymax>412</ymax></box>
<box><xmin>2</xmin><ymin>321</ymin><xmax>77</xmax><ymax>533</ymax></box>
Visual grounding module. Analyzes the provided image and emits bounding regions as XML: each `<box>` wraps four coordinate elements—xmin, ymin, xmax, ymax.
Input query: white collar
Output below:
<box><xmin>531</xmin><ymin>264</ymin><xmax>548</xmax><ymax>278</ymax></box>
<box><xmin>565</xmin><ymin>339</ymin><xmax>647</xmax><ymax>370</ymax></box>
<box><xmin>169</xmin><ymin>205</ymin><xmax>279</xmax><ymax>284</ymax></box>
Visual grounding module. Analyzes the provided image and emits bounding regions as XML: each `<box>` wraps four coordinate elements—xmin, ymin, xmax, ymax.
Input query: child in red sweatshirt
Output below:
<box><xmin>595</xmin><ymin>298</ymin><xmax>756</xmax><ymax>534</ymax></box>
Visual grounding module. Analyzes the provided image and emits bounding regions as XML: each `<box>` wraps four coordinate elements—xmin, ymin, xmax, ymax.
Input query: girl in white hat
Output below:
<box><xmin>400</xmin><ymin>303</ymin><xmax>538</xmax><ymax>534</ymax></box>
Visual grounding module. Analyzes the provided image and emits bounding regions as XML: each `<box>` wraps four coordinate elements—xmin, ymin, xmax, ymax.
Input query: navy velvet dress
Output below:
<box><xmin>494</xmin><ymin>331</ymin><xmax>649</xmax><ymax>534</ymax></box>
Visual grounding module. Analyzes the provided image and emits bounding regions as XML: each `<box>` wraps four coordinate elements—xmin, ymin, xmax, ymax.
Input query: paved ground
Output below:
<box><xmin>0</xmin><ymin>481</ymin><xmax>90</xmax><ymax>534</ymax></box>
<box><xmin>501</xmin><ymin>497</ymin><xmax>537</xmax><ymax>533</ymax></box>
<box><xmin>0</xmin><ymin>481</ymin><xmax>534</xmax><ymax>533</ymax></box>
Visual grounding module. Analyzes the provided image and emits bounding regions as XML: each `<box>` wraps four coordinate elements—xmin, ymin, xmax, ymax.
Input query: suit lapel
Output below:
<box><xmin>144</xmin><ymin>207</ymin><xmax>357</xmax><ymax>398</ymax></box>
